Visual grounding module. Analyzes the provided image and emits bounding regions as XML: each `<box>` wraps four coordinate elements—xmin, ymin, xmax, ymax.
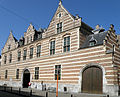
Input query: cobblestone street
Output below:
<box><xmin>0</xmin><ymin>91</ymin><xmax>23</xmax><ymax>97</ymax></box>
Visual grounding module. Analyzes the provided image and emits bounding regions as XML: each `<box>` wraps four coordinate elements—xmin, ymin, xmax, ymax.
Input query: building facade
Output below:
<box><xmin>0</xmin><ymin>1</ymin><xmax>120</xmax><ymax>96</ymax></box>
<box><xmin>0</xmin><ymin>55</ymin><xmax>1</xmax><ymax>66</ymax></box>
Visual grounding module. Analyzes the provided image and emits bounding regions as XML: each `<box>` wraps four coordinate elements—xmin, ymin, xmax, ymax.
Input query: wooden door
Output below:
<box><xmin>82</xmin><ymin>66</ymin><xmax>102</xmax><ymax>94</ymax></box>
<box><xmin>23</xmin><ymin>69</ymin><xmax>30</xmax><ymax>88</ymax></box>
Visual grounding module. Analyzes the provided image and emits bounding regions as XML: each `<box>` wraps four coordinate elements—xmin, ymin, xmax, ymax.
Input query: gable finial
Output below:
<box><xmin>10</xmin><ymin>30</ymin><xmax>13</xmax><ymax>34</ymax></box>
<box><xmin>59</xmin><ymin>0</ymin><xmax>62</xmax><ymax>5</ymax></box>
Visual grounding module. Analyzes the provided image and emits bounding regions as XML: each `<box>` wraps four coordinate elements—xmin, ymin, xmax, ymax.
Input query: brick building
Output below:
<box><xmin>0</xmin><ymin>1</ymin><xmax>120</xmax><ymax>96</ymax></box>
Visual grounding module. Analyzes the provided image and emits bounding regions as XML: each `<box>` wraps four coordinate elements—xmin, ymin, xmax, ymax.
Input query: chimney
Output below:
<box><xmin>95</xmin><ymin>24</ymin><xmax>100</xmax><ymax>30</ymax></box>
<box><xmin>75</xmin><ymin>14</ymin><xmax>80</xmax><ymax>19</ymax></box>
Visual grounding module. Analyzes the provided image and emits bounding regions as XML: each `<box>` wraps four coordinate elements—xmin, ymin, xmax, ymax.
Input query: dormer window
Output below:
<box><xmin>89</xmin><ymin>36</ymin><xmax>96</xmax><ymax>47</ymax></box>
<box><xmin>89</xmin><ymin>41</ymin><xmax>96</xmax><ymax>46</ymax></box>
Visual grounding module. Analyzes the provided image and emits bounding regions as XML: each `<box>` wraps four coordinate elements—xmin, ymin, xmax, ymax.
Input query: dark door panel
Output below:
<box><xmin>23</xmin><ymin>69</ymin><xmax>30</xmax><ymax>88</ymax></box>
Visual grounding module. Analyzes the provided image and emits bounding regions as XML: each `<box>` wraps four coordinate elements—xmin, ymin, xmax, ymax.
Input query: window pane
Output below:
<box><xmin>60</xmin><ymin>22</ymin><xmax>62</xmax><ymax>27</ymax></box>
<box><xmin>9</xmin><ymin>54</ymin><xmax>12</xmax><ymax>63</ymax></box>
<box><xmin>37</xmin><ymin>45</ymin><xmax>41</xmax><ymax>57</ymax></box>
<box><xmin>57</xmin><ymin>28</ymin><xmax>59</xmax><ymax>33</ymax></box>
<box><xmin>50</xmin><ymin>41</ymin><xmax>55</xmax><ymax>55</ymax></box>
<box><xmin>57</xmin><ymin>22</ymin><xmax>62</xmax><ymax>33</ymax></box>
<box><xmin>89</xmin><ymin>41</ymin><xmax>95</xmax><ymax>46</ymax></box>
<box><xmin>24</xmin><ymin>50</ymin><xmax>27</xmax><ymax>56</ymax></box>
<box><xmin>60</xmin><ymin>27</ymin><xmax>62</xmax><ymax>32</ymax></box>
<box><xmin>18</xmin><ymin>51</ymin><xmax>21</xmax><ymax>61</ymax></box>
<box><xmin>4</xmin><ymin>56</ymin><xmax>7</xmax><ymax>64</ymax></box>
<box><xmin>64</xmin><ymin>47</ymin><xmax>66</xmax><ymax>52</ymax></box>
<box><xmin>55</xmin><ymin>65</ymin><xmax>61</xmax><ymax>80</ymax></box>
<box><xmin>35</xmin><ymin>67</ymin><xmax>39</xmax><ymax>80</ymax></box>
<box><xmin>30</xmin><ymin>48</ymin><xmax>33</xmax><ymax>58</ymax></box>
<box><xmin>67</xmin><ymin>36</ymin><xmax>70</xmax><ymax>45</ymax></box>
<box><xmin>30</xmin><ymin>48</ymin><xmax>33</xmax><ymax>54</ymax></box>
<box><xmin>57</xmin><ymin>24</ymin><xmax>59</xmax><ymax>28</ymax></box>
<box><xmin>5</xmin><ymin>70</ymin><xmax>8</xmax><ymax>79</ymax></box>
<box><xmin>16</xmin><ymin>69</ymin><xmax>19</xmax><ymax>79</ymax></box>
<box><xmin>64</xmin><ymin>37</ymin><xmax>66</xmax><ymax>46</ymax></box>
<box><xmin>67</xmin><ymin>46</ymin><xmax>70</xmax><ymax>51</ymax></box>
<box><xmin>53</xmin><ymin>41</ymin><xmax>55</xmax><ymax>49</ymax></box>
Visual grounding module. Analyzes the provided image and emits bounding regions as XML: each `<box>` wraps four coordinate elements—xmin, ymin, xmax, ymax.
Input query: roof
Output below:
<box><xmin>13</xmin><ymin>36</ymin><xmax>18</xmax><ymax>42</ymax></box>
<box><xmin>81</xmin><ymin>31</ymin><xmax>108</xmax><ymax>48</ymax></box>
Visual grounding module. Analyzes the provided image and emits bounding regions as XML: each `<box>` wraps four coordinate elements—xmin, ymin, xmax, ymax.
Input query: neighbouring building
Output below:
<box><xmin>0</xmin><ymin>55</ymin><xmax>1</xmax><ymax>66</ymax></box>
<box><xmin>0</xmin><ymin>1</ymin><xmax>120</xmax><ymax>96</ymax></box>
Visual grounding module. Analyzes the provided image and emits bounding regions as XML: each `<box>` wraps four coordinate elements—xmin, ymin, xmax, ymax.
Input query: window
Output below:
<box><xmin>5</xmin><ymin>70</ymin><xmax>8</xmax><ymax>79</ymax></box>
<box><xmin>8</xmin><ymin>45</ymin><xmax>11</xmax><ymax>50</ymax></box>
<box><xmin>18</xmin><ymin>51</ymin><xmax>21</xmax><ymax>61</ymax></box>
<box><xmin>37</xmin><ymin>45</ymin><xmax>41</xmax><ymax>57</ymax></box>
<box><xmin>16</xmin><ymin>69</ymin><xmax>19</xmax><ymax>79</ymax></box>
<box><xmin>89</xmin><ymin>41</ymin><xmax>96</xmax><ymax>46</ymax></box>
<box><xmin>23</xmin><ymin>50</ymin><xmax>27</xmax><ymax>60</ymax></box>
<box><xmin>50</xmin><ymin>41</ymin><xmax>55</xmax><ymax>55</ymax></box>
<box><xmin>4</xmin><ymin>55</ymin><xmax>7</xmax><ymax>64</ymax></box>
<box><xmin>55</xmin><ymin>65</ymin><xmax>61</xmax><ymax>80</ymax></box>
<box><xmin>64</xmin><ymin>36</ymin><xmax>70</xmax><ymax>52</ymax></box>
<box><xmin>30</xmin><ymin>48</ymin><xmax>33</xmax><ymax>59</ymax></box>
<box><xmin>57</xmin><ymin>22</ymin><xmax>62</xmax><ymax>33</ymax></box>
<box><xmin>59</xmin><ymin>13</ymin><xmax>61</xmax><ymax>17</ymax></box>
<box><xmin>9</xmin><ymin>54</ymin><xmax>12</xmax><ymax>63</ymax></box>
<box><xmin>38</xmin><ymin>34</ymin><xmax>42</xmax><ymax>39</ymax></box>
<box><xmin>35</xmin><ymin>67</ymin><xmax>39</xmax><ymax>80</ymax></box>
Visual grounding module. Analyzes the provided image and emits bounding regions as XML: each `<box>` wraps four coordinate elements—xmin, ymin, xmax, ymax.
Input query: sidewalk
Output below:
<box><xmin>0</xmin><ymin>86</ymin><xmax>119</xmax><ymax>97</ymax></box>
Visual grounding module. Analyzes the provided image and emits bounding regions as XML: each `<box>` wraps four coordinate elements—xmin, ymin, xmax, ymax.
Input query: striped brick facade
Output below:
<box><xmin>0</xmin><ymin>1</ymin><xmax>120</xmax><ymax>96</ymax></box>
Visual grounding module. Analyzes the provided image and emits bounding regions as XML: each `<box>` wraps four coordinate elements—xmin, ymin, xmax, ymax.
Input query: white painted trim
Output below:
<box><xmin>61</xmin><ymin>4</ymin><xmax>74</xmax><ymax>21</ymax></box>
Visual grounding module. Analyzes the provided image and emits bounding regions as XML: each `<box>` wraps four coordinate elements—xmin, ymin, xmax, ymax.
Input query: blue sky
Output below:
<box><xmin>0</xmin><ymin>0</ymin><xmax>120</xmax><ymax>55</ymax></box>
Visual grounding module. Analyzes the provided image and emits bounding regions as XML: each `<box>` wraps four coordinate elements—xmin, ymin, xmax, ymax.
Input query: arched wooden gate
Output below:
<box><xmin>82</xmin><ymin>66</ymin><xmax>103</xmax><ymax>94</ymax></box>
